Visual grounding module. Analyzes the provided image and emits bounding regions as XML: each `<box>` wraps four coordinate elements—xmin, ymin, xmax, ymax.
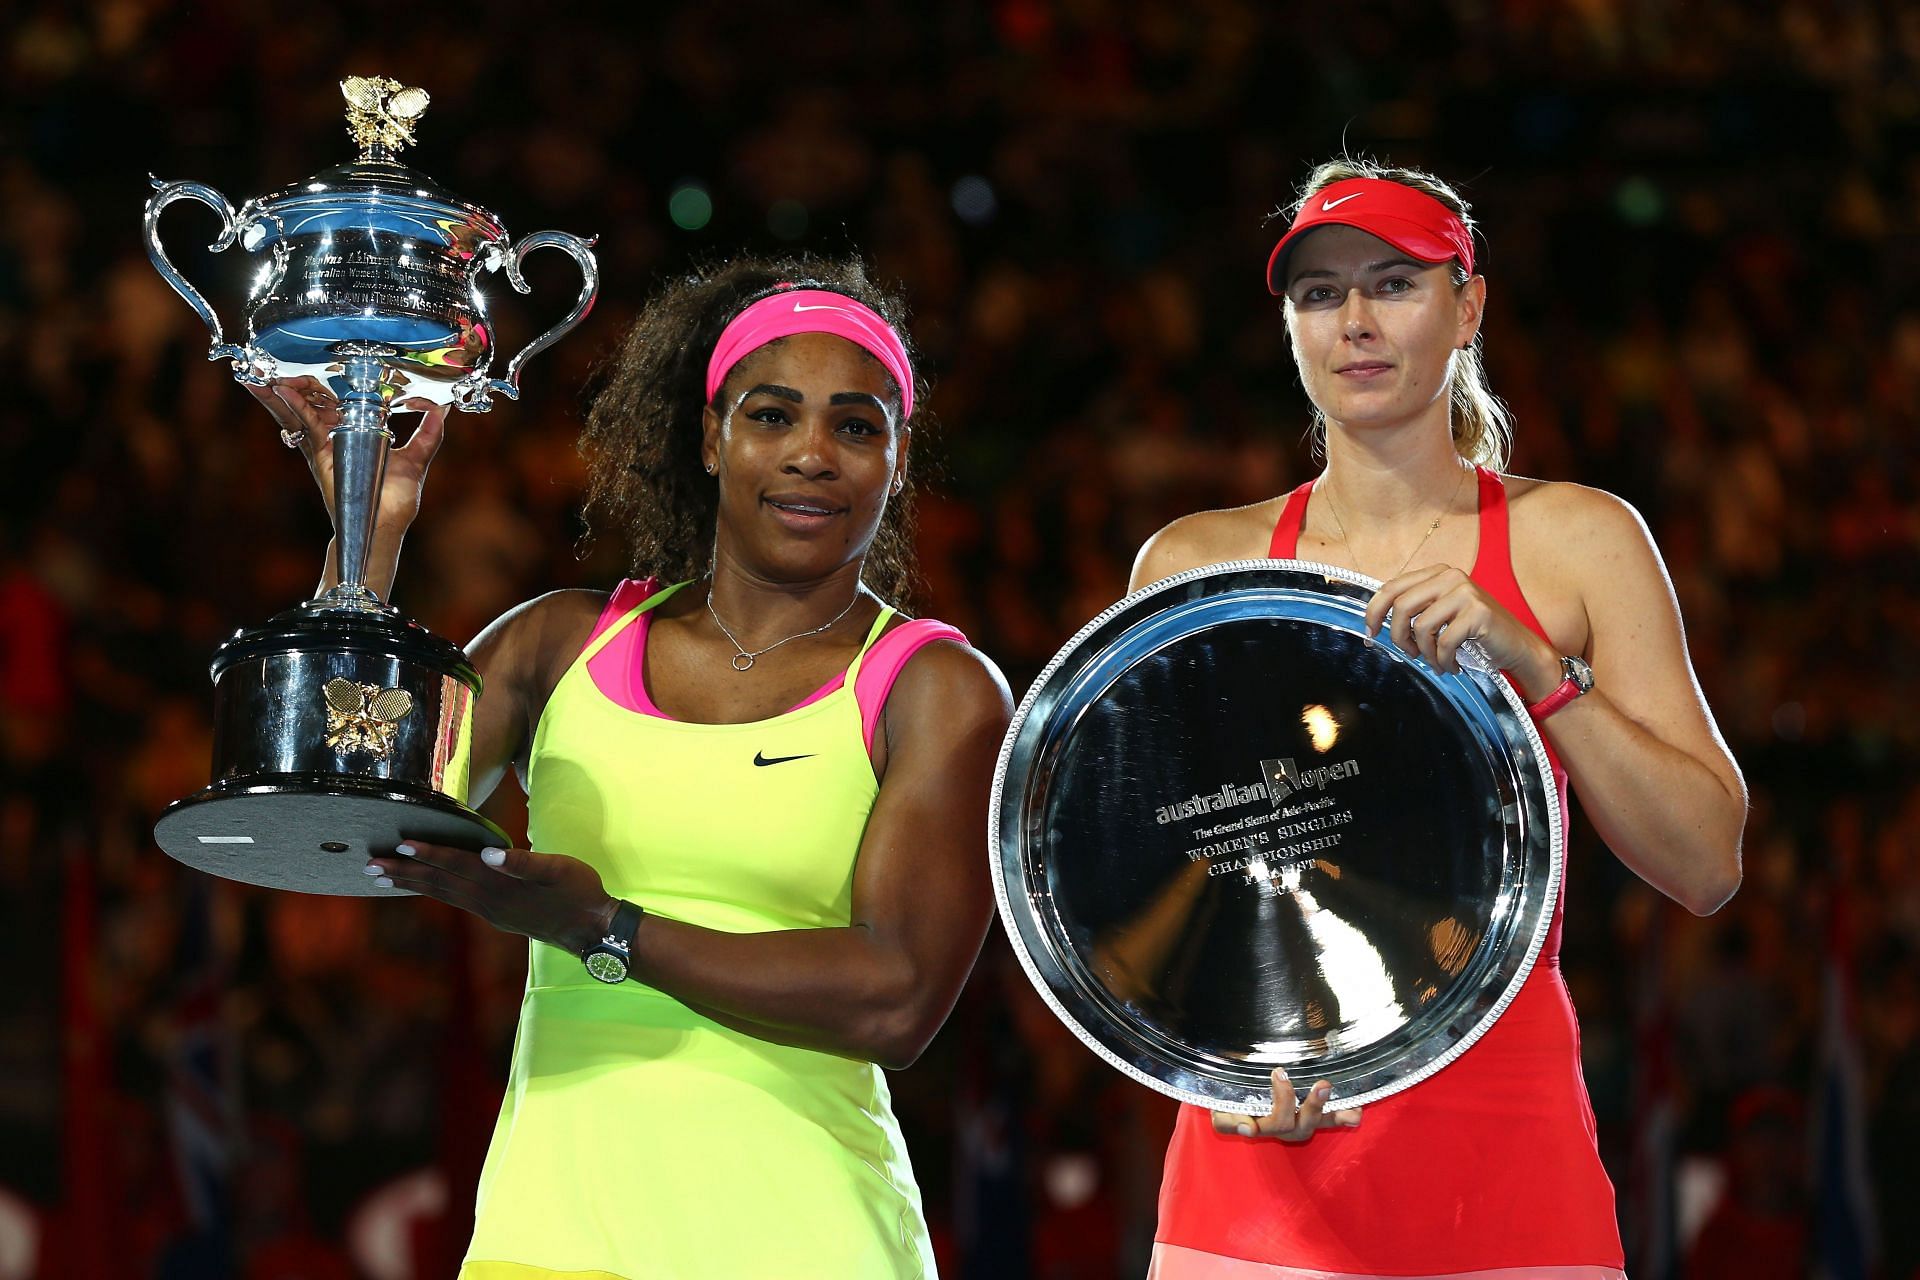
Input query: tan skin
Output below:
<box><xmin>250</xmin><ymin>332</ymin><xmax>1014</xmax><ymax>1070</ymax></box>
<box><xmin>1131</xmin><ymin>221</ymin><xmax>1747</xmax><ymax>1140</ymax></box>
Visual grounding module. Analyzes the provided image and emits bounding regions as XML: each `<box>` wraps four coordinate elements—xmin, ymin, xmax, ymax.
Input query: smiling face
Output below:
<box><xmin>701</xmin><ymin>330</ymin><xmax>907</xmax><ymax>583</ymax></box>
<box><xmin>1281</xmin><ymin>224</ymin><xmax>1484</xmax><ymax>439</ymax></box>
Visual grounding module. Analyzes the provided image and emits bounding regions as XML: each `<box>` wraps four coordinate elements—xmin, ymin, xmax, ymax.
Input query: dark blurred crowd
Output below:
<box><xmin>2</xmin><ymin>2</ymin><xmax>1917</xmax><ymax>1277</ymax></box>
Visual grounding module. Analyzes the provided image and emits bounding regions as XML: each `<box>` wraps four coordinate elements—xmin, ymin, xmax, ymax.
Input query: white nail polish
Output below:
<box><xmin>363</xmin><ymin>864</ymin><xmax>381</xmax><ymax>876</ymax></box>
<box><xmin>481</xmin><ymin>847</ymin><xmax>506</xmax><ymax>867</ymax></box>
<box><xmin>395</xmin><ymin>844</ymin><xmax>416</xmax><ymax>857</ymax></box>
<box><xmin>375</xmin><ymin>876</ymin><xmax>394</xmax><ymax>888</ymax></box>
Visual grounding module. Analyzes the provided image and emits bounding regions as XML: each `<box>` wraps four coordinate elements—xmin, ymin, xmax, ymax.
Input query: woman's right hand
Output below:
<box><xmin>1210</xmin><ymin>1068</ymin><xmax>1363</xmax><ymax>1142</ymax></box>
<box><xmin>245</xmin><ymin>375</ymin><xmax>450</xmax><ymax>533</ymax></box>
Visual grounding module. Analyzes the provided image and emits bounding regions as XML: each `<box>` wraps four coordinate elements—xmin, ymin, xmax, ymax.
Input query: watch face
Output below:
<box><xmin>1567</xmin><ymin>656</ymin><xmax>1595</xmax><ymax>693</ymax></box>
<box><xmin>584</xmin><ymin>948</ymin><xmax>628</xmax><ymax>985</ymax></box>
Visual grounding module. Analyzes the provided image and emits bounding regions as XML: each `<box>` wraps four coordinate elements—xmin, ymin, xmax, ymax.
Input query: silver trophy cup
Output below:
<box><xmin>146</xmin><ymin>76</ymin><xmax>600</xmax><ymax>895</ymax></box>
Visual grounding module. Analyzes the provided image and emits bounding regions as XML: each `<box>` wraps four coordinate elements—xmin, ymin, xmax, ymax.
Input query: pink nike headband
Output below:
<box><xmin>1266</xmin><ymin>177</ymin><xmax>1474</xmax><ymax>294</ymax></box>
<box><xmin>705</xmin><ymin>286</ymin><xmax>915</xmax><ymax>419</ymax></box>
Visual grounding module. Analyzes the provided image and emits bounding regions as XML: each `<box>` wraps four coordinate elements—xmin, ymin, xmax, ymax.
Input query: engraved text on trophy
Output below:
<box><xmin>1152</xmin><ymin>754</ymin><xmax>1362</xmax><ymax>880</ymax></box>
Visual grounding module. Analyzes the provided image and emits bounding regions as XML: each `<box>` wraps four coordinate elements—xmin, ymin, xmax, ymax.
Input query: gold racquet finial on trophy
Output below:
<box><xmin>341</xmin><ymin>75</ymin><xmax>431</xmax><ymax>159</ymax></box>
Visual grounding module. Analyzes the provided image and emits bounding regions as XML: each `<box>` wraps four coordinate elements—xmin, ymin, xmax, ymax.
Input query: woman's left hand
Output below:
<box><xmin>367</xmin><ymin>840</ymin><xmax>616</xmax><ymax>953</ymax></box>
<box><xmin>1210</xmin><ymin>1068</ymin><xmax>1362</xmax><ymax>1143</ymax></box>
<box><xmin>1365</xmin><ymin>565</ymin><xmax>1559</xmax><ymax>693</ymax></box>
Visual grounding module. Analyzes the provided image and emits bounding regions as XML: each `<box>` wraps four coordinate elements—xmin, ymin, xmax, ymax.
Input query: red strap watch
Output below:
<box><xmin>1527</xmin><ymin>655</ymin><xmax>1594</xmax><ymax>721</ymax></box>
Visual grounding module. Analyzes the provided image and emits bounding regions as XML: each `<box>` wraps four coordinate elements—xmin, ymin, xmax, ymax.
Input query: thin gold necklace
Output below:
<box><xmin>705</xmin><ymin>584</ymin><xmax>863</xmax><ymax>672</ymax></box>
<box><xmin>1318</xmin><ymin>462</ymin><xmax>1471</xmax><ymax>579</ymax></box>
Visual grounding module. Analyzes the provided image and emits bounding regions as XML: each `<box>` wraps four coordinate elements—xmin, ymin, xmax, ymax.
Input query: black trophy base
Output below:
<box><xmin>154</xmin><ymin>775</ymin><xmax>508</xmax><ymax>897</ymax></box>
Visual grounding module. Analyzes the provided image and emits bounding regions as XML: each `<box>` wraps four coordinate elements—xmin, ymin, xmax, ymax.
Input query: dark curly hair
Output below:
<box><xmin>579</xmin><ymin>254</ymin><xmax>925</xmax><ymax>606</ymax></box>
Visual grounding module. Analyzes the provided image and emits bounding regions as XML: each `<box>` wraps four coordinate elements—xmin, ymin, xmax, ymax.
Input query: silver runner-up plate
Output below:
<box><xmin>991</xmin><ymin>561</ymin><xmax>1562</xmax><ymax>1114</ymax></box>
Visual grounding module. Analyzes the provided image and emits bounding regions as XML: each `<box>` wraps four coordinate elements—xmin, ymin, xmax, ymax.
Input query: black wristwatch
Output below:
<box><xmin>582</xmin><ymin>900</ymin><xmax>644</xmax><ymax>985</ymax></box>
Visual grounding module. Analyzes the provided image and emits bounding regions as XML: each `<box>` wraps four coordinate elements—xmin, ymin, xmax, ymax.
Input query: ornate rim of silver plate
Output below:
<box><xmin>989</xmin><ymin>559</ymin><xmax>1563</xmax><ymax>1114</ymax></box>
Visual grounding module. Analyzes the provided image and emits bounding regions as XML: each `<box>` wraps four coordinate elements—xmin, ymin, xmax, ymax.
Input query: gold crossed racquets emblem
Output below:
<box><xmin>323</xmin><ymin>677</ymin><xmax>415</xmax><ymax>759</ymax></box>
<box><xmin>340</xmin><ymin>75</ymin><xmax>431</xmax><ymax>157</ymax></box>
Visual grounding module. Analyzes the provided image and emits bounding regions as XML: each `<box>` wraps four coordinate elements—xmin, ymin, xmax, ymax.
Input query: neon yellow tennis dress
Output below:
<box><xmin>460</xmin><ymin>580</ymin><xmax>942</xmax><ymax>1279</ymax></box>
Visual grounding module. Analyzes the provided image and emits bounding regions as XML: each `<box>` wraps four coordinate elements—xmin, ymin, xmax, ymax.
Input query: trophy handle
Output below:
<box><xmin>453</xmin><ymin>231</ymin><xmax>599</xmax><ymax>410</ymax></box>
<box><xmin>143</xmin><ymin>176</ymin><xmax>273</xmax><ymax>383</ymax></box>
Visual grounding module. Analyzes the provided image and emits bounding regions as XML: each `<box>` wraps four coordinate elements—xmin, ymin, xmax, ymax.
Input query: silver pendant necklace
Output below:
<box><xmin>705</xmin><ymin>585</ymin><xmax>862</xmax><ymax>672</ymax></box>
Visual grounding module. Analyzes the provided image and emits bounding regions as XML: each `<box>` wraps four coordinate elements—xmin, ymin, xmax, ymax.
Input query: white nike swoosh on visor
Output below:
<box><xmin>1321</xmin><ymin>193</ymin><xmax>1363</xmax><ymax>210</ymax></box>
<box><xmin>791</xmin><ymin>302</ymin><xmax>847</xmax><ymax>313</ymax></box>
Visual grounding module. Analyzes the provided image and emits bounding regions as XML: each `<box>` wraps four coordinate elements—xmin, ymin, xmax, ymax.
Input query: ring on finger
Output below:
<box><xmin>280</xmin><ymin>426</ymin><xmax>307</xmax><ymax>449</ymax></box>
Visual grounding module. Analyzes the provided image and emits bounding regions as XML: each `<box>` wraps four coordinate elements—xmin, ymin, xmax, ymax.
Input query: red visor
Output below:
<box><xmin>1266</xmin><ymin>177</ymin><xmax>1474</xmax><ymax>294</ymax></box>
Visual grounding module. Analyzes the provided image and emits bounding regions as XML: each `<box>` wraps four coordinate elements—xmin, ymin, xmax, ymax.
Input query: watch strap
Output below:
<box><xmin>604</xmin><ymin>899</ymin><xmax>644</xmax><ymax>952</ymax></box>
<box><xmin>1527</xmin><ymin>657</ymin><xmax>1590</xmax><ymax>721</ymax></box>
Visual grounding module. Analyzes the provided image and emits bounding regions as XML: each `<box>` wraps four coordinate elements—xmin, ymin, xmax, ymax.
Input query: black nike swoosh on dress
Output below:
<box><xmin>752</xmin><ymin>751</ymin><xmax>816</xmax><ymax>766</ymax></box>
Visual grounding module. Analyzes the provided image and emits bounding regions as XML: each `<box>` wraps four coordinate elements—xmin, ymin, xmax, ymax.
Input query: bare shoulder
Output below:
<box><xmin>886</xmin><ymin>633</ymin><xmax>1015</xmax><ymax>739</ymax></box>
<box><xmin>1504</xmin><ymin>475</ymin><xmax>1661</xmax><ymax>565</ymax></box>
<box><xmin>1504</xmin><ymin>477</ymin><xmax>1676</xmax><ymax>654</ymax></box>
<box><xmin>470</xmin><ymin>587</ymin><xmax>606</xmax><ymax>651</ymax></box>
<box><xmin>1131</xmin><ymin>498</ymin><xmax>1287</xmax><ymax>591</ymax></box>
<box><xmin>468</xmin><ymin>588</ymin><xmax>609</xmax><ymax>692</ymax></box>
